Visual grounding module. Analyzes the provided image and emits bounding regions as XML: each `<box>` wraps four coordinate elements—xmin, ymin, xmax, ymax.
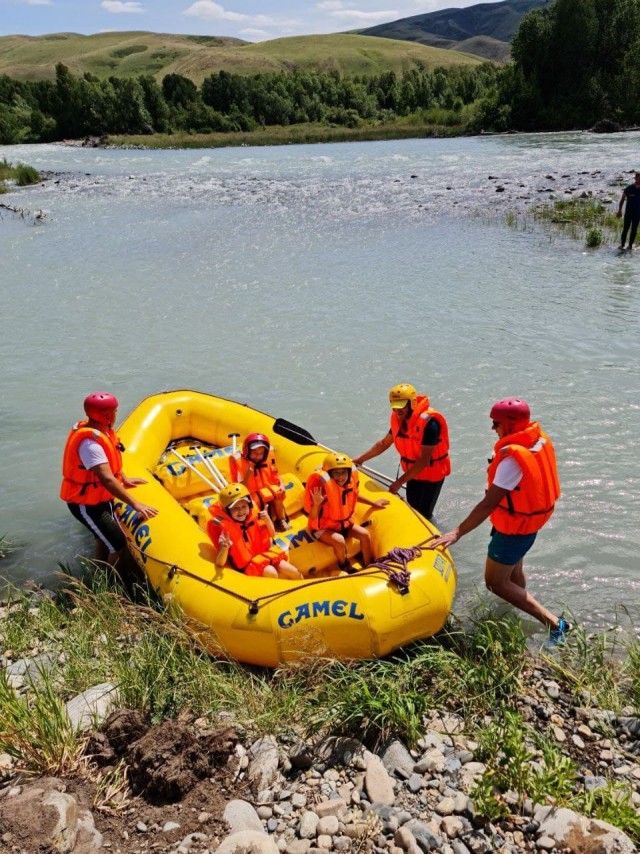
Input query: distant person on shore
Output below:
<box><xmin>304</xmin><ymin>452</ymin><xmax>389</xmax><ymax>573</ymax></box>
<box><xmin>353</xmin><ymin>383</ymin><xmax>450</xmax><ymax>521</ymax></box>
<box><xmin>428</xmin><ymin>398</ymin><xmax>570</xmax><ymax>645</ymax></box>
<box><xmin>208</xmin><ymin>483</ymin><xmax>302</xmax><ymax>579</ymax></box>
<box><xmin>616</xmin><ymin>171</ymin><xmax>640</xmax><ymax>250</ymax></box>
<box><xmin>229</xmin><ymin>432</ymin><xmax>291</xmax><ymax>532</ymax></box>
<box><xmin>60</xmin><ymin>392</ymin><xmax>158</xmax><ymax>566</ymax></box>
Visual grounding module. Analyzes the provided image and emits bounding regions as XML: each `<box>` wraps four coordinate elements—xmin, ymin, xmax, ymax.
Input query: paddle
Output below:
<box><xmin>272</xmin><ymin>417</ymin><xmax>402</xmax><ymax>490</ymax></box>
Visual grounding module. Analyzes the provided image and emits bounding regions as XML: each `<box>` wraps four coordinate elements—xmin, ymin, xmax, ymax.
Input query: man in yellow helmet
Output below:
<box><xmin>353</xmin><ymin>383</ymin><xmax>451</xmax><ymax>520</ymax></box>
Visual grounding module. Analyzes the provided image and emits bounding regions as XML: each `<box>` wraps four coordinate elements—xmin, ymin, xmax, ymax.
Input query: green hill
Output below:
<box><xmin>357</xmin><ymin>0</ymin><xmax>551</xmax><ymax>61</ymax></box>
<box><xmin>0</xmin><ymin>31</ymin><xmax>484</xmax><ymax>83</ymax></box>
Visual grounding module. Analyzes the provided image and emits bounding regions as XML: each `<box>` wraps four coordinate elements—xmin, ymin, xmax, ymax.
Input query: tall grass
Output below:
<box><xmin>1</xmin><ymin>567</ymin><xmax>639</xmax><ymax>842</ymax></box>
<box><xmin>0</xmin><ymin>158</ymin><xmax>41</xmax><ymax>190</ymax></box>
<box><xmin>531</xmin><ymin>197</ymin><xmax>619</xmax><ymax>246</ymax></box>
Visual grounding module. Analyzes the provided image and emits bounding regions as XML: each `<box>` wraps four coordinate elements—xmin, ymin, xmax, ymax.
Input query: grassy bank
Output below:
<box><xmin>105</xmin><ymin>114</ymin><xmax>468</xmax><ymax>150</ymax></box>
<box><xmin>0</xmin><ymin>158</ymin><xmax>41</xmax><ymax>194</ymax></box>
<box><xmin>1</xmin><ymin>566</ymin><xmax>639</xmax><ymax>839</ymax></box>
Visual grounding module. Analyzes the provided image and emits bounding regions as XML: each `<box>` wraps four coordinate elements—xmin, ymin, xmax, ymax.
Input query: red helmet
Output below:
<box><xmin>490</xmin><ymin>398</ymin><xmax>530</xmax><ymax>426</ymax></box>
<box><xmin>84</xmin><ymin>392</ymin><xmax>119</xmax><ymax>426</ymax></box>
<box><xmin>242</xmin><ymin>432</ymin><xmax>270</xmax><ymax>459</ymax></box>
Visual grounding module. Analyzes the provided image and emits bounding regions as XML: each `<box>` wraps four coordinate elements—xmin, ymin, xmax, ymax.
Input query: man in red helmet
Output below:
<box><xmin>61</xmin><ymin>393</ymin><xmax>158</xmax><ymax>565</ymax></box>
<box><xmin>428</xmin><ymin>398</ymin><xmax>571</xmax><ymax>645</ymax></box>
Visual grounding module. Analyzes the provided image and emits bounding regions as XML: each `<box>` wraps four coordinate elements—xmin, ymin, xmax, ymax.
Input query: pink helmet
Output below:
<box><xmin>84</xmin><ymin>392</ymin><xmax>119</xmax><ymax>425</ymax></box>
<box><xmin>242</xmin><ymin>432</ymin><xmax>270</xmax><ymax>458</ymax></box>
<box><xmin>490</xmin><ymin>398</ymin><xmax>530</xmax><ymax>426</ymax></box>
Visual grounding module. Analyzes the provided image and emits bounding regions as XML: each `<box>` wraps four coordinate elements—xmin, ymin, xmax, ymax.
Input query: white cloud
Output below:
<box><xmin>315</xmin><ymin>1</ymin><xmax>399</xmax><ymax>23</ymax></box>
<box><xmin>23</xmin><ymin>0</ymin><xmax>53</xmax><ymax>5</ymax></box>
<box><xmin>183</xmin><ymin>1</ymin><xmax>298</xmax><ymax>29</ymax></box>
<box><xmin>239</xmin><ymin>28</ymin><xmax>270</xmax><ymax>38</ymax></box>
<box><xmin>100</xmin><ymin>1</ymin><xmax>144</xmax><ymax>14</ymax></box>
<box><xmin>329</xmin><ymin>9</ymin><xmax>398</xmax><ymax>21</ymax></box>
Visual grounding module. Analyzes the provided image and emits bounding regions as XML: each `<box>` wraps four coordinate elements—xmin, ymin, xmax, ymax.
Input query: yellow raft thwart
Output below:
<box><xmin>114</xmin><ymin>390</ymin><xmax>456</xmax><ymax>667</ymax></box>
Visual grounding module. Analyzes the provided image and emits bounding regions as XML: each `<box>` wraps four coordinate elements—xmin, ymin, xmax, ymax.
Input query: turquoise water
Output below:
<box><xmin>1</xmin><ymin>133</ymin><xmax>639</xmax><ymax>635</ymax></box>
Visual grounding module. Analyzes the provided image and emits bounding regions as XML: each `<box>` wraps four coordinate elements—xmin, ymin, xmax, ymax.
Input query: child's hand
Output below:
<box><xmin>219</xmin><ymin>531</ymin><xmax>232</xmax><ymax>549</ymax></box>
<box><xmin>372</xmin><ymin>499</ymin><xmax>390</xmax><ymax>509</ymax></box>
<box><xmin>258</xmin><ymin>509</ymin><xmax>269</xmax><ymax>521</ymax></box>
<box><xmin>310</xmin><ymin>486</ymin><xmax>325</xmax><ymax>506</ymax></box>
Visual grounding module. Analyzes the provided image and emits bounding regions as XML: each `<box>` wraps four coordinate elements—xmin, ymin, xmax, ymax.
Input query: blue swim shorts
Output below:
<box><xmin>487</xmin><ymin>528</ymin><xmax>537</xmax><ymax>566</ymax></box>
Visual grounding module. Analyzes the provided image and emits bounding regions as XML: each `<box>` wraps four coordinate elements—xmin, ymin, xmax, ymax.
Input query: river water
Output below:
<box><xmin>1</xmin><ymin>132</ymin><xmax>639</xmax><ymax>637</ymax></box>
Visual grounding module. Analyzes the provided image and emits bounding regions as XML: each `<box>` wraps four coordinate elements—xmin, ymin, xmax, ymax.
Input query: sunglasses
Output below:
<box><xmin>491</xmin><ymin>420</ymin><xmax>500</xmax><ymax>428</ymax></box>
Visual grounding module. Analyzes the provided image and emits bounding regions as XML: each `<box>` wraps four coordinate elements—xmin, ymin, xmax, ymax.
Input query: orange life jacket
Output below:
<box><xmin>60</xmin><ymin>421</ymin><xmax>123</xmax><ymax>505</ymax></box>
<box><xmin>207</xmin><ymin>503</ymin><xmax>284</xmax><ymax>576</ymax></box>
<box><xmin>390</xmin><ymin>395</ymin><xmax>451</xmax><ymax>482</ymax></box>
<box><xmin>487</xmin><ymin>421</ymin><xmax>561</xmax><ymax>536</ymax></box>
<box><xmin>229</xmin><ymin>451</ymin><xmax>284</xmax><ymax>509</ymax></box>
<box><xmin>304</xmin><ymin>469</ymin><xmax>359</xmax><ymax>532</ymax></box>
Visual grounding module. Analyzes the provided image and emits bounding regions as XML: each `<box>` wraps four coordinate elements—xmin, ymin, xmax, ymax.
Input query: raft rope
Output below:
<box><xmin>118</xmin><ymin>527</ymin><xmax>443</xmax><ymax>616</ymax></box>
<box><xmin>118</xmin><ymin>459</ymin><xmax>448</xmax><ymax>615</ymax></box>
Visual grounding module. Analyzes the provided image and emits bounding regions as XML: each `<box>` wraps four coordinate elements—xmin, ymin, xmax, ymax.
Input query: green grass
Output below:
<box><xmin>107</xmin><ymin>116</ymin><xmax>467</xmax><ymax>150</ymax></box>
<box><xmin>0</xmin><ymin>31</ymin><xmax>484</xmax><ymax>84</ymax></box>
<box><xmin>0</xmin><ymin>158</ymin><xmax>41</xmax><ymax>191</ymax></box>
<box><xmin>531</xmin><ymin>197</ymin><xmax>620</xmax><ymax>246</ymax></box>
<box><xmin>1</xmin><ymin>568</ymin><xmax>639</xmax><ymax>842</ymax></box>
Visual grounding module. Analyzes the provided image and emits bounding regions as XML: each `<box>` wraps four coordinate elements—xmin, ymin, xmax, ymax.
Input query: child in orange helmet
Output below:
<box><xmin>207</xmin><ymin>483</ymin><xmax>301</xmax><ymax>579</ymax></box>
<box><xmin>304</xmin><ymin>452</ymin><xmax>388</xmax><ymax>573</ymax></box>
<box><xmin>230</xmin><ymin>433</ymin><xmax>290</xmax><ymax>533</ymax></box>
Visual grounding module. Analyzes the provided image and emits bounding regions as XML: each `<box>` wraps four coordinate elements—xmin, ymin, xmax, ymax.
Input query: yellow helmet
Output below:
<box><xmin>322</xmin><ymin>452</ymin><xmax>353</xmax><ymax>473</ymax></box>
<box><xmin>389</xmin><ymin>383</ymin><xmax>417</xmax><ymax>410</ymax></box>
<box><xmin>218</xmin><ymin>483</ymin><xmax>251</xmax><ymax>510</ymax></box>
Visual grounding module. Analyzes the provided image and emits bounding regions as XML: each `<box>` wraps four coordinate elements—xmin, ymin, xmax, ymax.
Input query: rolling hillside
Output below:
<box><xmin>358</xmin><ymin>0</ymin><xmax>551</xmax><ymax>61</ymax></box>
<box><xmin>0</xmin><ymin>31</ymin><xmax>484</xmax><ymax>84</ymax></box>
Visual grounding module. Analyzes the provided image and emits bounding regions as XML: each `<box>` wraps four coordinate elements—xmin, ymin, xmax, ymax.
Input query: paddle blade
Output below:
<box><xmin>273</xmin><ymin>418</ymin><xmax>317</xmax><ymax>446</ymax></box>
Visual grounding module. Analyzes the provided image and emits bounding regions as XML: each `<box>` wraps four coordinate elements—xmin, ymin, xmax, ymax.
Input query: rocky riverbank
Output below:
<box><xmin>1</xmin><ymin>575</ymin><xmax>639</xmax><ymax>854</ymax></box>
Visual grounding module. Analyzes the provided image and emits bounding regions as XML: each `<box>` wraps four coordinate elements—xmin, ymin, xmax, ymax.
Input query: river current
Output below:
<box><xmin>1</xmin><ymin>132</ymin><xmax>639</xmax><ymax>637</ymax></box>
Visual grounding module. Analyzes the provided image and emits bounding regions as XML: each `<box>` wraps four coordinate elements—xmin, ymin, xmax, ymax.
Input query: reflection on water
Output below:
<box><xmin>1</xmin><ymin>133</ymin><xmax>639</xmax><ymax>636</ymax></box>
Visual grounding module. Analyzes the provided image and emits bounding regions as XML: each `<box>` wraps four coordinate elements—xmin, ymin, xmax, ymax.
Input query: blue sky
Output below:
<box><xmin>1</xmin><ymin>1</ymin><xmax>495</xmax><ymax>42</ymax></box>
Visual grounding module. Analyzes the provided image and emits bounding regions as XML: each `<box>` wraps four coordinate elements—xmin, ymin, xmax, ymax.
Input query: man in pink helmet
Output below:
<box><xmin>429</xmin><ymin>398</ymin><xmax>571</xmax><ymax>646</ymax></box>
<box><xmin>61</xmin><ymin>393</ymin><xmax>157</xmax><ymax>565</ymax></box>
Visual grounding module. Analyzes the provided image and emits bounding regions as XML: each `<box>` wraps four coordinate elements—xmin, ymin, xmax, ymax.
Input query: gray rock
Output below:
<box><xmin>534</xmin><ymin>805</ymin><xmax>636</xmax><ymax>853</ymax></box>
<box><xmin>435</xmin><ymin>797</ymin><xmax>455</xmax><ymax>816</ymax></box>
<box><xmin>299</xmin><ymin>811</ymin><xmax>320</xmax><ymax>839</ymax></box>
<box><xmin>216</xmin><ymin>830</ymin><xmax>281</xmax><ymax>854</ymax></box>
<box><xmin>414</xmin><ymin>749</ymin><xmax>446</xmax><ymax>775</ymax></box>
<box><xmin>224</xmin><ymin>799</ymin><xmax>265</xmax><ymax>834</ymax></box>
<box><xmin>406</xmin><ymin>774</ymin><xmax>424</xmax><ymax>794</ymax></box>
<box><xmin>163</xmin><ymin>821</ymin><xmax>181</xmax><ymax>832</ymax></box>
<box><xmin>315</xmin><ymin>737</ymin><xmax>366</xmax><ymax>769</ymax></box>
<box><xmin>404</xmin><ymin>819</ymin><xmax>441</xmax><ymax>852</ymax></box>
<box><xmin>394</xmin><ymin>827</ymin><xmax>422</xmax><ymax>854</ymax></box>
<box><xmin>317</xmin><ymin>816</ymin><xmax>340</xmax><ymax>836</ymax></box>
<box><xmin>381</xmin><ymin>741</ymin><xmax>416</xmax><ymax>779</ymax></box>
<box><xmin>289</xmin><ymin>740</ymin><xmax>314</xmax><ymax>770</ymax></box>
<box><xmin>315</xmin><ymin>798</ymin><xmax>347</xmax><ymax>818</ymax></box>
<box><xmin>248</xmin><ymin>737</ymin><xmax>280</xmax><ymax>794</ymax></box>
<box><xmin>65</xmin><ymin>682</ymin><xmax>119</xmax><ymax>732</ymax></box>
<box><xmin>451</xmin><ymin>842</ymin><xmax>471</xmax><ymax>854</ymax></box>
<box><xmin>440</xmin><ymin>816</ymin><xmax>464</xmax><ymax>839</ymax></box>
<box><xmin>286</xmin><ymin>841</ymin><xmax>311</xmax><ymax>854</ymax></box>
<box><xmin>364</xmin><ymin>755</ymin><xmax>395</xmax><ymax>806</ymax></box>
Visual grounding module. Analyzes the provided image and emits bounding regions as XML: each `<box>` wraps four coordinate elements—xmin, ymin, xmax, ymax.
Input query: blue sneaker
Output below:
<box><xmin>546</xmin><ymin>618</ymin><xmax>573</xmax><ymax>648</ymax></box>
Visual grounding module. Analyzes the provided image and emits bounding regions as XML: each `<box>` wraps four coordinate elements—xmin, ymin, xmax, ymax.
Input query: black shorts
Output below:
<box><xmin>67</xmin><ymin>501</ymin><xmax>126</xmax><ymax>554</ymax></box>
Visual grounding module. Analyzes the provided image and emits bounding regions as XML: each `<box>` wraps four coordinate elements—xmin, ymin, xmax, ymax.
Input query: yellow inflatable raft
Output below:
<box><xmin>114</xmin><ymin>390</ymin><xmax>456</xmax><ymax>667</ymax></box>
